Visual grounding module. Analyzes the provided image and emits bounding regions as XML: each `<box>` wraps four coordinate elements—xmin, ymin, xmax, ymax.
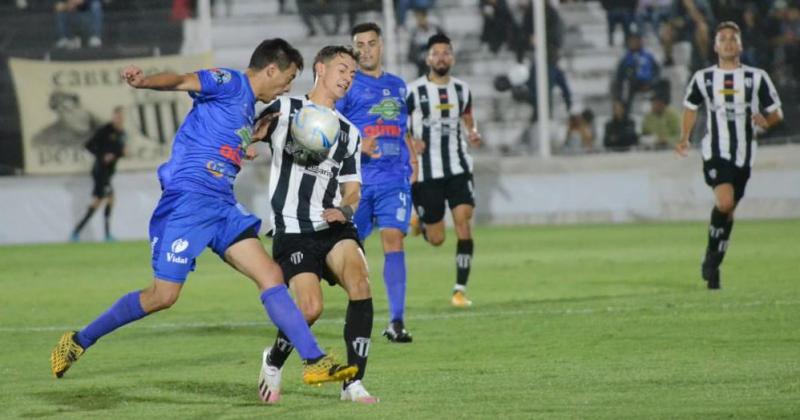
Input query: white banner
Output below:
<box><xmin>9</xmin><ymin>53</ymin><xmax>213</xmax><ymax>174</ymax></box>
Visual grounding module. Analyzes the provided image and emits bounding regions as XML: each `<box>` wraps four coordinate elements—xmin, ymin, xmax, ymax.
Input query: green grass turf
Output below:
<box><xmin>1</xmin><ymin>220</ymin><xmax>799</xmax><ymax>419</ymax></box>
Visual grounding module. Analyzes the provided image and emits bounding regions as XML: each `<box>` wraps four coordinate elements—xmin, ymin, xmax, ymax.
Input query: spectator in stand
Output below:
<box><xmin>774</xmin><ymin>1</ymin><xmax>800</xmax><ymax>78</ymax></box>
<box><xmin>636</xmin><ymin>0</ymin><xmax>673</xmax><ymax>42</ymax></box>
<box><xmin>662</xmin><ymin>0</ymin><xmax>715</xmax><ymax>68</ymax></box>
<box><xmin>563</xmin><ymin>108</ymin><xmax>596</xmax><ymax>154</ymax></box>
<box><xmin>408</xmin><ymin>9</ymin><xmax>443</xmax><ymax>76</ymax></box>
<box><xmin>396</xmin><ymin>0</ymin><xmax>436</xmax><ymax>30</ymax></box>
<box><xmin>526</xmin><ymin>60</ymin><xmax>572</xmax><ymax>122</ymax></box>
<box><xmin>603</xmin><ymin>101</ymin><xmax>638</xmax><ymax>151</ymax></box>
<box><xmin>297</xmin><ymin>0</ymin><xmax>343</xmax><ymax>37</ymax></box>
<box><xmin>54</xmin><ymin>0</ymin><xmax>104</xmax><ymax>49</ymax></box>
<box><xmin>600</xmin><ymin>0</ymin><xmax>637</xmax><ymax>46</ymax></box>
<box><xmin>479</xmin><ymin>0</ymin><xmax>516</xmax><ymax>57</ymax></box>
<box><xmin>613</xmin><ymin>32</ymin><xmax>660</xmax><ymax>114</ymax></box>
<box><xmin>740</xmin><ymin>4</ymin><xmax>773</xmax><ymax>70</ymax></box>
<box><xmin>641</xmin><ymin>94</ymin><xmax>680</xmax><ymax>150</ymax></box>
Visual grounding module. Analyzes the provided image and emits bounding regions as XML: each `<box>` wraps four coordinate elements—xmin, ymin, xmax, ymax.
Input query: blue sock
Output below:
<box><xmin>76</xmin><ymin>291</ymin><xmax>147</xmax><ymax>349</ymax></box>
<box><xmin>384</xmin><ymin>251</ymin><xmax>407</xmax><ymax>322</ymax></box>
<box><xmin>260</xmin><ymin>285</ymin><xmax>324</xmax><ymax>361</ymax></box>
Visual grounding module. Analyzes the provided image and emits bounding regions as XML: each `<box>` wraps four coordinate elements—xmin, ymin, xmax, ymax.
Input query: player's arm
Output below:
<box><xmin>676</xmin><ymin>72</ymin><xmax>703</xmax><ymax>157</ymax></box>
<box><xmin>323</xmin><ymin>182</ymin><xmax>360</xmax><ymax>224</ymax></box>
<box><xmin>753</xmin><ymin>72</ymin><xmax>784</xmax><ymax>130</ymax></box>
<box><xmin>404</xmin><ymin>133</ymin><xmax>419</xmax><ymax>183</ymax></box>
<box><xmin>462</xmin><ymin>113</ymin><xmax>482</xmax><ymax>147</ymax></box>
<box><xmin>121</xmin><ymin>65</ymin><xmax>201</xmax><ymax>92</ymax></box>
<box><xmin>461</xmin><ymin>89</ymin><xmax>481</xmax><ymax>147</ymax></box>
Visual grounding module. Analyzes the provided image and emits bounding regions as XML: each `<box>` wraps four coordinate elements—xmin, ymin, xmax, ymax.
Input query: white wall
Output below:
<box><xmin>1</xmin><ymin>145</ymin><xmax>799</xmax><ymax>245</ymax></box>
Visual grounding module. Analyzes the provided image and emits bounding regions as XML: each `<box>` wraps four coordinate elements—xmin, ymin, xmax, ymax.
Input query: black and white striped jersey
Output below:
<box><xmin>683</xmin><ymin>64</ymin><xmax>782</xmax><ymax>168</ymax></box>
<box><xmin>406</xmin><ymin>76</ymin><xmax>474</xmax><ymax>181</ymax></box>
<box><xmin>261</xmin><ymin>96</ymin><xmax>361</xmax><ymax>235</ymax></box>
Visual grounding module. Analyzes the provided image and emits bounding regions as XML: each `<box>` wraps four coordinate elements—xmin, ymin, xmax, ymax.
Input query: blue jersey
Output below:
<box><xmin>160</xmin><ymin>68</ymin><xmax>256</xmax><ymax>200</ymax></box>
<box><xmin>336</xmin><ymin>71</ymin><xmax>409</xmax><ymax>186</ymax></box>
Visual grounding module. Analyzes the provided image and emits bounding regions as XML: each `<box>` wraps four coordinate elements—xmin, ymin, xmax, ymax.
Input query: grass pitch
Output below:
<box><xmin>1</xmin><ymin>220</ymin><xmax>799</xmax><ymax>419</ymax></box>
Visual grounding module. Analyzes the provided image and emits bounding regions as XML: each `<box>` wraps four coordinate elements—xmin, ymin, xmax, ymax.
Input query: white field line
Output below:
<box><xmin>2</xmin><ymin>299</ymin><xmax>799</xmax><ymax>334</ymax></box>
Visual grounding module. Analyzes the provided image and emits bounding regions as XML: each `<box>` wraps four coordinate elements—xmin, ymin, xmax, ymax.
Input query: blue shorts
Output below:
<box><xmin>354</xmin><ymin>182</ymin><xmax>412</xmax><ymax>240</ymax></box>
<box><xmin>149</xmin><ymin>190</ymin><xmax>261</xmax><ymax>283</ymax></box>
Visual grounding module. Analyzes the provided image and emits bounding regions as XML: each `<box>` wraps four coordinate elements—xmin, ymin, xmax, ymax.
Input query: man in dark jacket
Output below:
<box><xmin>71</xmin><ymin>106</ymin><xmax>127</xmax><ymax>242</ymax></box>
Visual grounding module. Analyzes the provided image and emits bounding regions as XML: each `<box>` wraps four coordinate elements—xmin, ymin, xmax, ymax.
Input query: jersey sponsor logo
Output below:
<box><xmin>206</xmin><ymin>160</ymin><xmax>226</xmax><ymax>178</ymax></box>
<box><xmin>290</xmin><ymin>251</ymin><xmax>303</xmax><ymax>265</ymax></box>
<box><xmin>435</xmin><ymin>103</ymin><xmax>455</xmax><ymax>111</ymax></box>
<box><xmin>368</xmin><ymin>98</ymin><xmax>402</xmax><ymax>120</ymax></box>
<box><xmin>167</xmin><ymin>238</ymin><xmax>189</xmax><ymax>264</ymax></box>
<box><xmin>362</xmin><ymin>123</ymin><xmax>402</xmax><ymax>138</ymax></box>
<box><xmin>209</xmin><ymin>68</ymin><xmax>232</xmax><ymax>84</ymax></box>
<box><xmin>303</xmin><ymin>163</ymin><xmax>336</xmax><ymax>179</ymax></box>
<box><xmin>351</xmin><ymin>337</ymin><xmax>371</xmax><ymax>358</ymax></box>
<box><xmin>220</xmin><ymin>144</ymin><xmax>243</xmax><ymax>166</ymax></box>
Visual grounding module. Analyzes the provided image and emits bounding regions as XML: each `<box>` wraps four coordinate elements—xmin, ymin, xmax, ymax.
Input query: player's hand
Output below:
<box><xmin>468</xmin><ymin>129</ymin><xmax>482</xmax><ymax>147</ymax></box>
<box><xmin>675</xmin><ymin>139</ymin><xmax>690</xmax><ymax>157</ymax></box>
<box><xmin>121</xmin><ymin>65</ymin><xmax>146</xmax><ymax>88</ymax></box>
<box><xmin>361</xmin><ymin>136</ymin><xmax>378</xmax><ymax>156</ymax></box>
<box><xmin>412</xmin><ymin>138</ymin><xmax>425</xmax><ymax>153</ymax></box>
<box><xmin>752</xmin><ymin>113</ymin><xmax>769</xmax><ymax>130</ymax></box>
<box><xmin>244</xmin><ymin>143</ymin><xmax>259</xmax><ymax>160</ymax></box>
<box><xmin>322</xmin><ymin>207</ymin><xmax>347</xmax><ymax>224</ymax></box>
<box><xmin>253</xmin><ymin>112</ymin><xmax>280</xmax><ymax>142</ymax></box>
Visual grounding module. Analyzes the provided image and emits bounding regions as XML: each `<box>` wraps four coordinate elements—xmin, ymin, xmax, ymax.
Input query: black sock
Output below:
<box><xmin>73</xmin><ymin>207</ymin><xmax>96</xmax><ymax>235</ymax></box>
<box><xmin>267</xmin><ymin>330</ymin><xmax>295</xmax><ymax>368</ymax></box>
<box><xmin>456</xmin><ymin>239</ymin><xmax>474</xmax><ymax>288</ymax></box>
<box><xmin>706</xmin><ymin>207</ymin><xmax>731</xmax><ymax>267</ymax></box>
<box><xmin>104</xmin><ymin>204</ymin><xmax>113</xmax><ymax>237</ymax></box>
<box><xmin>344</xmin><ymin>298</ymin><xmax>372</xmax><ymax>384</ymax></box>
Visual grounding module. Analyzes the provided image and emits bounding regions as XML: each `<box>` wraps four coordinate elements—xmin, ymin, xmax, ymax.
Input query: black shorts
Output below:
<box><xmin>272</xmin><ymin>223</ymin><xmax>362</xmax><ymax>286</ymax></box>
<box><xmin>91</xmin><ymin>167</ymin><xmax>113</xmax><ymax>198</ymax></box>
<box><xmin>411</xmin><ymin>173</ymin><xmax>475</xmax><ymax>224</ymax></box>
<box><xmin>703</xmin><ymin>158</ymin><xmax>751</xmax><ymax>202</ymax></box>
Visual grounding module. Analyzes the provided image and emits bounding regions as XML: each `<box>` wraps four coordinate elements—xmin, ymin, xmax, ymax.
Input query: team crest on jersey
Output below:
<box><xmin>368</xmin><ymin>98</ymin><xmax>401</xmax><ymax>120</ymax></box>
<box><xmin>209</xmin><ymin>68</ymin><xmax>232</xmax><ymax>84</ymax></box>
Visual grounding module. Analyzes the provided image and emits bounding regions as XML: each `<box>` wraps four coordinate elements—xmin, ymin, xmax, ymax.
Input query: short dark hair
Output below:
<box><xmin>312</xmin><ymin>45</ymin><xmax>359</xmax><ymax>79</ymax></box>
<box><xmin>248</xmin><ymin>38</ymin><xmax>304</xmax><ymax>72</ymax></box>
<box><xmin>426</xmin><ymin>33</ymin><xmax>452</xmax><ymax>50</ymax></box>
<box><xmin>351</xmin><ymin>22</ymin><xmax>381</xmax><ymax>38</ymax></box>
<box><xmin>716</xmin><ymin>21</ymin><xmax>741</xmax><ymax>34</ymax></box>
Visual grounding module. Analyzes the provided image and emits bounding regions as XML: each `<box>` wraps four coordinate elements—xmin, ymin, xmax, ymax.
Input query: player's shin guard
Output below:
<box><xmin>383</xmin><ymin>252</ymin><xmax>407</xmax><ymax>322</ymax></box>
<box><xmin>705</xmin><ymin>207</ymin><xmax>730</xmax><ymax>268</ymax></box>
<box><xmin>260</xmin><ymin>285</ymin><xmax>325</xmax><ymax>362</ymax></box>
<box><xmin>76</xmin><ymin>290</ymin><xmax>147</xmax><ymax>349</ymax></box>
<box><xmin>266</xmin><ymin>330</ymin><xmax>295</xmax><ymax>369</ymax></box>
<box><xmin>344</xmin><ymin>298</ymin><xmax>373</xmax><ymax>383</ymax></box>
<box><xmin>456</xmin><ymin>239</ymin><xmax>474</xmax><ymax>288</ymax></box>
<box><xmin>104</xmin><ymin>204</ymin><xmax>113</xmax><ymax>238</ymax></box>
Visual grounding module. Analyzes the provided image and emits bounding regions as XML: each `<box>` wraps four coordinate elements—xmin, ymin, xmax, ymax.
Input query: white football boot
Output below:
<box><xmin>340</xmin><ymin>380</ymin><xmax>379</xmax><ymax>404</ymax></box>
<box><xmin>258</xmin><ymin>348</ymin><xmax>282</xmax><ymax>404</ymax></box>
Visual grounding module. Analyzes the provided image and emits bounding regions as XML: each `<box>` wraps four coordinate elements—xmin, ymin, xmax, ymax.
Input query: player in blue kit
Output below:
<box><xmin>50</xmin><ymin>39</ymin><xmax>357</xmax><ymax>388</ymax></box>
<box><xmin>336</xmin><ymin>23</ymin><xmax>417</xmax><ymax>343</ymax></box>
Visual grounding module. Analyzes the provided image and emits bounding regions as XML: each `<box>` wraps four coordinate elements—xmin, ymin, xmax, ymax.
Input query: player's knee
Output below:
<box><xmin>428</xmin><ymin>233</ymin><xmax>445</xmax><ymax>247</ymax></box>
<box><xmin>298</xmin><ymin>299</ymin><xmax>323</xmax><ymax>324</ymax></box>
<box><xmin>346</xmin><ymin>277</ymin><xmax>371</xmax><ymax>300</ymax></box>
<box><xmin>716</xmin><ymin>198</ymin><xmax>736</xmax><ymax>214</ymax></box>
<box><xmin>256</xmin><ymin>263</ymin><xmax>284</xmax><ymax>290</ymax></box>
<box><xmin>149</xmin><ymin>288</ymin><xmax>180</xmax><ymax>311</ymax></box>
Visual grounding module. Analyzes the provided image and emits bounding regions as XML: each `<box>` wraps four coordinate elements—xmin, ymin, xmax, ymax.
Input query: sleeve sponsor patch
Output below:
<box><xmin>209</xmin><ymin>68</ymin><xmax>232</xmax><ymax>85</ymax></box>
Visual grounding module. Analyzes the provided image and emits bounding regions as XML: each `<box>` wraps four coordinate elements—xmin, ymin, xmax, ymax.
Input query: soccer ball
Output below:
<box><xmin>290</xmin><ymin>103</ymin><xmax>340</xmax><ymax>154</ymax></box>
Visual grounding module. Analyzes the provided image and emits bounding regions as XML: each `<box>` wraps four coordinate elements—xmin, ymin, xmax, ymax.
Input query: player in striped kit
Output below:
<box><xmin>676</xmin><ymin>21</ymin><xmax>783</xmax><ymax>289</ymax></box>
<box><xmin>255</xmin><ymin>46</ymin><xmax>379</xmax><ymax>404</ymax></box>
<box><xmin>337</xmin><ymin>22</ymin><xmax>416</xmax><ymax>343</ymax></box>
<box><xmin>406</xmin><ymin>33</ymin><xmax>482</xmax><ymax>307</ymax></box>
